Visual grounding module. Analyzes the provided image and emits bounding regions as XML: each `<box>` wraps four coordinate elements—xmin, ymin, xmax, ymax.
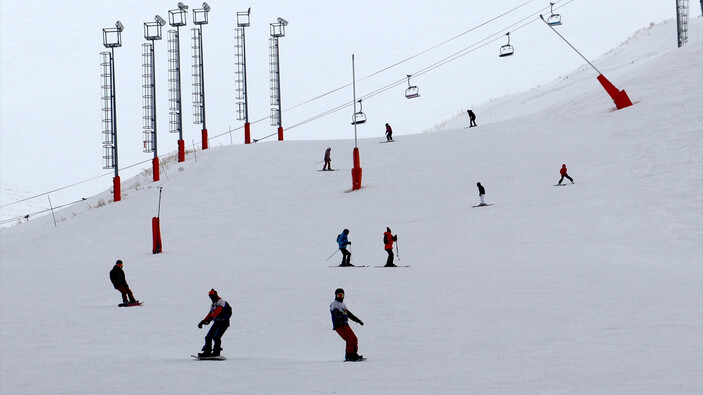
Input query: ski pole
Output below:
<box><xmin>157</xmin><ymin>187</ymin><xmax>163</xmax><ymax>218</ymax></box>
<box><xmin>313</xmin><ymin>160</ymin><xmax>323</xmax><ymax>166</ymax></box>
<box><xmin>396</xmin><ymin>239</ymin><xmax>400</xmax><ymax>261</ymax></box>
<box><xmin>325</xmin><ymin>249</ymin><xmax>339</xmax><ymax>261</ymax></box>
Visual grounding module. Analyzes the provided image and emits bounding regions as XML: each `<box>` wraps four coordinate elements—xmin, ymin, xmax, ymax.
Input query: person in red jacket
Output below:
<box><xmin>197</xmin><ymin>289</ymin><xmax>232</xmax><ymax>357</ymax></box>
<box><xmin>385</xmin><ymin>123</ymin><xmax>394</xmax><ymax>142</ymax></box>
<box><xmin>383</xmin><ymin>227</ymin><xmax>398</xmax><ymax>267</ymax></box>
<box><xmin>558</xmin><ymin>164</ymin><xmax>574</xmax><ymax>185</ymax></box>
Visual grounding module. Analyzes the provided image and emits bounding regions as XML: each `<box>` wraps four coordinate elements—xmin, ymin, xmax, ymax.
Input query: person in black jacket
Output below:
<box><xmin>476</xmin><ymin>182</ymin><xmax>487</xmax><ymax>206</ymax></box>
<box><xmin>467</xmin><ymin>109</ymin><xmax>477</xmax><ymax>127</ymax></box>
<box><xmin>109</xmin><ymin>260</ymin><xmax>138</xmax><ymax>305</ymax></box>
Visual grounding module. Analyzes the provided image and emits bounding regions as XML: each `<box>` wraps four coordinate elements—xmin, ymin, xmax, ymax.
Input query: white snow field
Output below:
<box><xmin>1</xmin><ymin>18</ymin><xmax>702</xmax><ymax>395</ymax></box>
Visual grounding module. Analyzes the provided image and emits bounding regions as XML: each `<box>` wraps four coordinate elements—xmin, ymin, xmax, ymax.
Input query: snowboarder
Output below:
<box><xmin>109</xmin><ymin>260</ymin><xmax>138</xmax><ymax>305</ymax></box>
<box><xmin>383</xmin><ymin>227</ymin><xmax>398</xmax><ymax>267</ymax></box>
<box><xmin>197</xmin><ymin>289</ymin><xmax>232</xmax><ymax>357</ymax></box>
<box><xmin>477</xmin><ymin>182</ymin><xmax>487</xmax><ymax>206</ymax></box>
<box><xmin>557</xmin><ymin>164</ymin><xmax>574</xmax><ymax>185</ymax></box>
<box><xmin>385</xmin><ymin>123</ymin><xmax>394</xmax><ymax>142</ymax></box>
<box><xmin>337</xmin><ymin>229</ymin><xmax>352</xmax><ymax>267</ymax></box>
<box><xmin>467</xmin><ymin>109</ymin><xmax>477</xmax><ymax>127</ymax></box>
<box><xmin>330</xmin><ymin>288</ymin><xmax>364</xmax><ymax>361</ymax></box>
<box><xmin>322</xmin><ymin>147</ymin><xmax>332</xmax><ymax>171</ymax></box>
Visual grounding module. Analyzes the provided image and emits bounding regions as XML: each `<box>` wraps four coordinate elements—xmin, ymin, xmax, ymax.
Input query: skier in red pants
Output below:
<box><xmin>330</xmin><ymin>288</ymin><xmax>364</xmax><ymax>361</ymax></box>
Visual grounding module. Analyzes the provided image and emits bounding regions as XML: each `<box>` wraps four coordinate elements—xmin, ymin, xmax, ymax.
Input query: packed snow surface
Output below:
<box><xmin>1</xmin><ymin>17</ymin><xmax>702</xmax><ymax>395</ymax></box>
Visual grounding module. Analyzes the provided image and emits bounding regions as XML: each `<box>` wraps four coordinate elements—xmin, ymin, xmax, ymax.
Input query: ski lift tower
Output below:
<box><xmin>350</xmin><ymin>55</ymin><xmax>363</xmax><ymax>191</ymax></box>
<box><xmin>192</xmin><ymin>2</ymin><xmax>211</xmax><ymax>149</ymax></box>
<box><xmin>168</xmin><ymin>2</ymin><xmax>188</xmax><ymax>162</ymax></box>
<box><xmin>676</xmin><ymin>0</ymin><xmax>690</xmax><ymax>48</ymax></box>
<box><xmin>269</xmin><ymin>17</ymin><xmax>288</xmax><ymax>141</ymax></box>
<box><xmin>143</xmin><ymin>15</ymin><xmax>166</xmax><ymax>182</ymax></box>
<box><xmin>235</xmin><ymin>8</ymin><xmax>252</xmax><ymax>144</ymax></box>
<box><xmin>101</xmin><ymin>21</ymin><xmax>124</xmax><ymax>202</ymax></box>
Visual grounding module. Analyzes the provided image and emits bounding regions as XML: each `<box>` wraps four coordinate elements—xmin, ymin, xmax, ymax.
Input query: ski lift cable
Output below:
<box><xmin>278</xmin><ymin>0</ymin><xmax>575</xmax><ymax>135</ymax></box>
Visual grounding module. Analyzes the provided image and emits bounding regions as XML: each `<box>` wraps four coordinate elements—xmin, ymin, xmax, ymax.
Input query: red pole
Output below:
<box><xmin>596</xmin><ymin>74</ymin><xmax>633</xmax><ymax>110</ymax></box>
<box><xmin>151</xmin><ymin>217</ymin><xmax>162</xmax><ymax>254</ymax></box>
<box><xmin>351</xmin><ymin>147</ymin><xmax>362</xmax><ymax>190</ymax></box>
<box><xmin>244</xmin><ymin>122</ymin><xmax>251</xmax><ymax>144</ymax></box>
<box><xmin>152</xmin><ymin>157</ymin><xmax>160</xmax><ymax>182</ymax></box>
<box><xmin>202</xmin><ymin>128</ymin><xmax>209</xmax><ymax>150</ymax></box>
<box><xmin>113</xmin><ymin>176</ymin><xmax>121</xmax><ymax>202</ymax></box>
<box><xmin>277</xmin><ymin>126</ymin><xmax>284</xmax><ymax>141</ymax></box>
<box><xmin>177</xmin><ymin>139</ymin><xmax>185</xmax><ymax>162</ymax></box>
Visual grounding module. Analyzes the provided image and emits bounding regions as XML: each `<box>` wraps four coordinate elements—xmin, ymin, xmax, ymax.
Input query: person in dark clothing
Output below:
<box><xmin>385</xmin><ymin>123</ymin><xmax>394</xmax><ymax>142</ymax></box>
<box><xmin>467</xmin><ymin>109</ymin><xmax>477</xmax><ymax>127</ymax></box>
<box><xmin>383</xmin><ymin>227</ymin><xmax>398</xmax><ymax>267</ymax></box>
<box><xmin>337</xmin><ymin>229</ymin><xmax>352</xmax><ymax>267</ymax></box>
<box><xmin>322</xmin><ymin>147</ymin><xmax>332</xmax><ymax>171</ymax></box>
<box><xmin>329</xmin><ymin>288</ymin><xmax>364</xmax><ymax>361</ymax></box>
<box><xmin>109</xmin><ymin>260</ymin><xmax>138</xmax><ymax>305</ymax></box>
<box><xmin>476</xmin><ymin>182</ymin><xmax>487</xmax><ymax>206</ymax></box>
<box><xmin>198</xmin><ymin>289</ymin><xmax>232</xmax><ymax>357</ymax></box>
<box><xmin>558</xmin><ymin>164</ymin><xmax>574</xmax><ymax>185</ymax></box>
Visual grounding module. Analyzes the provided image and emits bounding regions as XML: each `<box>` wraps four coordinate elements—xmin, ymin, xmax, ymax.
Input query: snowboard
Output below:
<box><xmin>373</xmin><ymin>265</ymin><xmax>410</xmax><ymax>268</ymax></box>
<box><xmin>191</xmin><ymin>355</ymin><xmax>226</xmax><ymax>361</ymax></box>
<box><xmin>554</xmin><ymin>183</ymin><xmax>574</xmax><ymax>186</ymax></box>
<box><xmin>344</xmin><ymin>357</ymin><xmax>367</xmax><ymax>362</ymax></box>
<box><xmin>330</xmin><ymin>265</ymin><xmax>368</xmax><ymax>268</ymax></box>
<box><xmin>472</xmin><ymin>204</ymin><xmax>494</xmax><ymax>208</ymax></box>
<box><xmin>118</xmin><ymin>302</ymin><xmax>143</xmax><ymax>307</ymax></box>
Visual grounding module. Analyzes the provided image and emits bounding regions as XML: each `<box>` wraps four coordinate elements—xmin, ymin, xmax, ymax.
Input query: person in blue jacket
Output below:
<box><xmin>337</xmin><ymin>229</ymin><xmax>352</xmax><ymax>267</ymax></box>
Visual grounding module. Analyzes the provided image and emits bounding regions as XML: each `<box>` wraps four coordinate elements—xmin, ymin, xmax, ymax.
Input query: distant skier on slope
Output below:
<box><xmin>557</xmin><ymin>164</ymin><xmax>574</xmax><ymax>185</ymax></box>
<box><xmin>109</xmin><ymin>260</ymin><xmax>138</xmax><ymax>306</ymax></box>
<box><xmin>330</xmin><ymin>288</ymin><xmax>364</xmax><ymax>361</ymax></box>
<box><xmin>383</xmin><ymin>227</ymin><xmax>398</xmax><ymax>267</ymax></box>
<box><xmin>322</xmin><ymin>147</ymin><xmax>332</xmax><ymax>171</ymax></box>
<box><xmin>385</xmin><ymin>123</ymin><xmax>394</xmax><ymax>142</ymax></box>
<box><xmin>197</xmin><ymin>289</ymin><xmax>232</xmax><ymax>358</ymax></box>
<box><xmin>467</xmin><ymin>109</ymin><xmax>477</xmax><ymax>127</ymax></box>
<box><xmin>476</xmin><ymin>182</ymin><xmax>487</xmax><ymax>206</ymax></box>
<box><xmin>337</xmin><ymin>229</ymin><xmax>353</xmax><ymax>267</ymax></box>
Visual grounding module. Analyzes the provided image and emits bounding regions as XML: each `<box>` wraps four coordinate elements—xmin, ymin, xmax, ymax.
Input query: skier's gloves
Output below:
<box><xmin>359</xmin><ymin>320</ymin><xmax>364</xmax><ymax>326</ymax></box>
<box><xmin>198</xmin><ymin>320</ymin><xmax>206</xmax><ymax>329</ymax></box>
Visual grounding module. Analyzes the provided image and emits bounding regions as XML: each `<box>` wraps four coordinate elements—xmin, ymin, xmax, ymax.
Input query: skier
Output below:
<box><xmin>467</xmin><ymin>109</ymin><xmax>477</xmax><ymax>127</ymax></box>
<box><xmin>557</xmin><ymin>164</ymin><xmax>574</xmax><ymax>185</ymax></box>
<box><xmin>330</xmin><ymin>288</ymin><xmax>364</xmax><ymax>361</ymax></box>
<box><xmin>477</xmin><ymin>182</ymin><xmax>487</xmax><ymax>206</ymax></box>
<box><xmin>385</xmin><ymin>123</ymin><xmax>394</xmax><ymax>142</ymax></box>
<box><xmin>383</xmin><ymin>227</ymin><xmax>398</xmax><ymax>267</ymax></box>
<box><xmin>197</xmin><ymin>289</ymin><xmax>232</xmax><ymax>357</ymax></box>
<box><xmin>322</xmin><ymin>147</ymin><xmax>332</xmax><ymax>171</ymax></box>
<box><xmin>109</xmin><ymin>260</ymin><xmax>138</xmax><ymax>306</ymax></box>
<box><xmin>337</xmin><ymin>229</ymin><xmax>352</xmax><ymax>267</ymax></box>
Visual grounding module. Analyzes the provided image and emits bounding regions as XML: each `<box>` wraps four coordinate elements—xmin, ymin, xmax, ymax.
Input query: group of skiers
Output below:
<box><xmin>336</xmin><ymin>227</ymin><xmax>398</xmax><ymax>268</ymax></box>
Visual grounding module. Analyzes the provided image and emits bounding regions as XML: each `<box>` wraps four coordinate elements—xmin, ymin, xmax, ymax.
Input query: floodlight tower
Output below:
<box><xmin>235</xmin><ymin>8</ymin><xmax>252</xmax><ymax>144</ymax></box>
<box><xmin>676</xmin><ymin>0</ymin><xmax>690</xmax><ymax>47</ymax></box>
<box><xmin>101</xmin><ymin>21</ymin><xmax>124</xmax><ymax>202</ymax></box>
<box><xmin>143</xmin><ymin>15</ymin><xmax>166</xmax><ymax>182</ymax></box>
<box><xmin>269</xmin><ymin>17</ymin><xmax>287</xmax><ymax>141</ymax></box>
<box><xmin>192</xmin><ymin>2</ymin><xmax>210</xmax><ymax>149</ymax></box>
<box><xmin>168</xmin><ymin>2</ymin><xmax>188</xmax><ymax>162</ymax></box>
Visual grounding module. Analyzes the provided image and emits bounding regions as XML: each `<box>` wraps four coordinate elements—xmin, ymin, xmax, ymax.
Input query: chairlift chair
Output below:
<box><xmin>547</xmin><ymin>3</ymin><xmax>562</xmax><ymax>26</ymax></box>
<box><xmin>405</xmin><ymin>74</ymin><xmax>420</xmax><ymax>99</ymax></box>
<box><xmin>351</xmin><ymin>99</ymin><xmax>367</xmax><ymax>125</ymax></box>
<box><xmin>499</xmin><ymin>32</ymin><xmax>514</xmax><ymax>57</ymax></box>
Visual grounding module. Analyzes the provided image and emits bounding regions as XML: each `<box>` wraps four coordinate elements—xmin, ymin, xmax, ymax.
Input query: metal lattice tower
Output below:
<box><xmin>168</xmin><ymin>30</ymin><xmax>182</xmax><ymax>135</ymax></box>
<box><xmin>677</xmin><ymin>0</ymin><xmax>690</xmax><ymax>47</ymax></box>
<box><xmin>191</xmin><ymin>27</ymin><xmax>204</xmax><ymax>125</ymax></box>
<box><xmin>142</xmin><ymin>42</ymin><xmax>156</xmax><ymax>153</ymax></box>
<box><xmin>268</xmin><ymin>37</ymin><xmax>281</xmax><ymax>127</ymax></box>
<box><xmin>235</xmin><ymin>27</ymin><xmax>246</xmax><ymax>121</ymax></box>
<box><xmin>101</xmin><ymin>51</ymin><xmax>116</xmax><ymax>170</ymax></box>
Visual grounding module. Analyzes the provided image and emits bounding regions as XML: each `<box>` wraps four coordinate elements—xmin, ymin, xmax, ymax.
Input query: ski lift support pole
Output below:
<box><xmin>350</xmin><ymin>54</ymin><xmax>362</xmax><ymax>191</ymax></box>
<box><xmin>539</xmin><ymin>14</ymin><xmax>632</xmax><ymax>110</ymax></box>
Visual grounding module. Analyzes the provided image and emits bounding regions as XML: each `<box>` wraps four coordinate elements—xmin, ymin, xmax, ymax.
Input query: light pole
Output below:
<box><xmin>192</xmin><ymin>2</ymin><xmax>210</xmax><ymax>149</ymax></box>
<box><xmin>143</xmin><ymin>15</ymin><xmax>166</xmax><ymax>182</ymax></box>
<box><xmin>101</xmin><ymin>21</ymin><xmax>124</xmax><ymax>202</ymax></box>
<box><xmin>269</xmin><ymin>17</ymin><xmax>287</xmax><ymax>141</ymax></box>
<box><xmin>168</xmin><ymin>2</ymin><xmax>188</xmax><ymax>162</ymax></box>
<box><xmin>235</xmin><ymin>8</ymin><xmax>252</xmax><ymax>144</ymax></box>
